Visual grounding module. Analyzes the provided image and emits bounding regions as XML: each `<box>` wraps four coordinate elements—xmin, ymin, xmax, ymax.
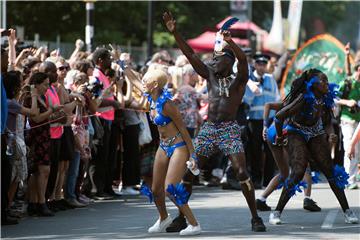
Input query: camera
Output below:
<box><xmin>350</xmin><ymin>101</ymin><xmax>360</xmax><ymax>114</ymax></box>
<box><xmin>86</xmin><ymin>77</ymin><xmax>104</xmax><ymax>97</ymax></box>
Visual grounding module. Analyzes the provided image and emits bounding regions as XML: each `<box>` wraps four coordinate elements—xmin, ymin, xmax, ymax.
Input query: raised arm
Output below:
<box><xmin>345</xmin><ymin>42</ymin><xmax>352</xmax><ymax>77</ymax></box>
<box><xmin>264</xmin><ymin>102</ymin><xmax>283</xmax><ymax>125</ymax></box>
<box><xmin>222</xmin><ymin>30</ymin><xmax>248</xmax><ymax>84</ymax></box>
<box><xmin>163</xmin><ymin>11</ymin><xmax>209</xmax><ymax>79</ymax></box>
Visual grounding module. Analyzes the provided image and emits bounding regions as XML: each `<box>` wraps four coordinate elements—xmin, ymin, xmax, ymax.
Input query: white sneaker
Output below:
<box><xmin>344</xmin><ymin>209</ymin><xmax>359</xmax><ymax>224</ymax></box>
<box><xmin>269</xmin><ymin>211</ymin><xmax>282</xmax><ymax>225</ymax></box>
<box><xmin>179</xmin><ymin>224</ymin><xmax>202</xmax><ymax>236</ymax></box>
<box><xmin>148</xmin><ymin>215</ymin><xmax>173</xmax><ymax>233</ymax></box>
<box><xmin>120</xmin><ymin>187</ymin><xmax>140</xmax><ymax>196</ymax></box>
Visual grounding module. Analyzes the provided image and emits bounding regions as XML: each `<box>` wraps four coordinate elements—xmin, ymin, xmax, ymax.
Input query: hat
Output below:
<box><xmin>254</xmin><ymin>53</ymin><xmax>270</xmax><ymax>64</ymax></box>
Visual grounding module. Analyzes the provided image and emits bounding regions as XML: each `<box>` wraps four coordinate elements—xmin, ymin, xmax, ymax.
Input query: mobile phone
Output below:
<box><xmin>1</xmin><ymin>29</ymin><xmax>11</xmax><ymax>37</ymax></box>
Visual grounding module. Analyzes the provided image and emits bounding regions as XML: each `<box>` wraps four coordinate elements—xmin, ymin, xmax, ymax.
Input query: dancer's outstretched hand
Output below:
<box><xmin>163</xmin><ymin>11</ymin><xmax>176</xmax><ymax>33</ymax></box>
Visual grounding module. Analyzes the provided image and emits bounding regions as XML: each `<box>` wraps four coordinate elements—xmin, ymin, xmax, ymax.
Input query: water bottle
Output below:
<box><xmin>6</xmin><ymin>133</ymin><xmax>15</xmax><ymax>156</ymax></box>
<box><xmin>186</xmin><ymin>161</ymin><xmax>200</xmax><ymax>176</ymax></box>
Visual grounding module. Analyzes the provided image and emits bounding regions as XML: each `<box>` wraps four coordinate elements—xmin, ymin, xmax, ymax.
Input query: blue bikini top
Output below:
<box><xmin>147</xmin><ymin>89</ymin><xmax>173</xmax><ymax>126</ymax></box>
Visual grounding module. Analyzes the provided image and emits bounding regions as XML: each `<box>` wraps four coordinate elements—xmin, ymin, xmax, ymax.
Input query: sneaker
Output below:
<box><xmin>148</xmin><ymin>215</ymin><xmax>173</xmax><ymax>233</ymax></box>
<box><xmin>303</xmin><ymin>198</ymin><xmax>321</xmax><ymax>212</ymax></box>
<box><xmin>269</xmin><ymin>211</ymin><xmax>282</xmax><ymax>225</ymax></box>
<box><xmin>179</xmin><ymin>224</ymin><xmax>202</xmax><ymax>236</ymax></box>
<box><xmin>66</xmin><ymin>198</ymin><xmax>87</xmax><ymax>208</ymax></box>
<box><xmin>93</xmin><ymin>192</ymin><xmax>114</xmax><ymax>200</ymax></box>
<box><xmin>256</xmin><ymin>199</ymin><xmax>271</xmax><ymax>211</ymax></box>
<box><xmin>251</xmin><ymin>217</ymin><xmax>266</xmax><ymax>232</ymax></box>
<box><xmin>120</xmin><ymin>187</ymin><xmax>140</xmax><ymax>196</ymax></box>
<box><xmin>347</xmin><ymin>183</ymin><xmax>358</xmax><ymax>190</ymax></box>
<box><xmin>166</xmin><ymin>215</ymin><xmax>187</xmax><ymax>232</ymax></box>
<box><xmin>78</xmin><ymin>194</ymin><xmax>93</xmax><ymax>204</ymax></box>
<box><xmin>344</xmin><ymin>209</ymin><xmax>359</xmax><ymax>224</ymax></box>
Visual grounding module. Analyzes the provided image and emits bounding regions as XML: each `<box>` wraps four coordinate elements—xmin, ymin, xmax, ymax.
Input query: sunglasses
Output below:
<box><xmin>58</xmin><ymin>66</ymin><xmax>69</xmax><ymax>71</ymax></box>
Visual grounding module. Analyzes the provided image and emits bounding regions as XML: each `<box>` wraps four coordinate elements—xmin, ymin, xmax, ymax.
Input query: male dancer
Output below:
<box><xmin>163</xmin><ymin>11</ymin><xmax>266</xmax><ymax>232</ymax></box>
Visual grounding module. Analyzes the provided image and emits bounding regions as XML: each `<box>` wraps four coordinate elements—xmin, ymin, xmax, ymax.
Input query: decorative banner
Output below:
<box><xmin>263</xmin><ymin>0</ymin><xmax>285</xmax><ymax>55</ymax></box>
<box><xmin>281</xmin><ymin>34</ymin><xmax>353</xmax><ymax>98</ymax></box>
<box><xmin>287</xmin><ymin>0</ymin><xmax>303</xmax><ymax>50</ymax></box>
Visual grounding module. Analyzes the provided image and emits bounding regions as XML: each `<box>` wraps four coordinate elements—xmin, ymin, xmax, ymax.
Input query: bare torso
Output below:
<box><xmin>206</xmin><ymin>67</ymin><xmax>247</xmax><ymax>122</ymax></box>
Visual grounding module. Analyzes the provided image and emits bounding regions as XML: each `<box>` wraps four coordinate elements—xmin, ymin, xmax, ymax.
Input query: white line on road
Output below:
<box><xmin>321</xmin><ymin>209</ymin><xmax>339</xmax><ymax>229</ymax></box>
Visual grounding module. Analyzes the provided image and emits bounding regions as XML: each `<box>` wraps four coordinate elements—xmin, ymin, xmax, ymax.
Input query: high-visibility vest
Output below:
<box><xmin>94</xmin><ymin>68</ymin><xmax>115</xmax><ymax>121</ymax></box>
<box><xmin>46</xmin><ymin>85</ymin><xmax>64</xmax><ymax>139</ymax></box>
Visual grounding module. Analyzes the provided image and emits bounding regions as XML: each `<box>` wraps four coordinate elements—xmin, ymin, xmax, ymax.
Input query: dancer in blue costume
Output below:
<box><xmin>256</xmin><ymin>101</ymin><xmax>322</xmax><ymax>212</ymax></box>
<box><xmin>141</xmin><ymin>69</ymin><xmax>201</xmax><ymax>236</ymax></box>
<box><xmin>268</xmin><ymin>68</ymin><xmax>358</xmax><ymax>225</ymax></box>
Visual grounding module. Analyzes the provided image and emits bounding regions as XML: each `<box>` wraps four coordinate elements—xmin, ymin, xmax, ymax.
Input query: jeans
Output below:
<box><xmin>341</xmin><ymin>120</ymin><xmax>359</xmax><ymax>185</ymax></box>
<box><xmin>65</xmin><ymin>151</ymin><xmax>81</xmax><ymax>200</ymax></box>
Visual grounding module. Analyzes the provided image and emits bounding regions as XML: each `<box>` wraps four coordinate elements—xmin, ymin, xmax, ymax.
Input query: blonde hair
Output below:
<box><xmin>142</xmin><ymin>69</ymin><xmax>168</xmax><ymax>89</ymax></box>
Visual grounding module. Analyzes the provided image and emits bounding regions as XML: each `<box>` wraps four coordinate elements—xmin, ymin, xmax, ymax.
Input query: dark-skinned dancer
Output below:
<box><xmin>163</xmin><ymin>11</ymin><xmax>266</xmax><ymax>232</ymax></box>
<box><xmin>268</xmin><ymin>69</ymin><xmax>358</xmax><ymax>225</ymax></box>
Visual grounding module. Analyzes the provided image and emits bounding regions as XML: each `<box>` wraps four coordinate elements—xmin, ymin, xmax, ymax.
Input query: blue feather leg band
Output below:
<box><xmin>284</xmin><ymin>179</ymin><xmax>308</xmax><ymax>198</ymax></box>
<box><xmin>311</xmin><ymin>171</ymin><xmax>321</xmax><ymax>184</ymax></box>
<box><xmin>166</xmin><ymin>183</ymin><xmax>190</xmax><ymax>206</ymax></box>
<box><xmin>330</xmin><ymin>165</ymin><xmax>349</xmax><ymax>189</ymax></box>
<box><xmin>140</xmin><ymin>183</ymin><xmax>153</xmax><ymax>203</ymax></box>
<box><xmin>276</xmin><ymin>175</ymin><xmax>286</xmax><ymax>190</ymax></box>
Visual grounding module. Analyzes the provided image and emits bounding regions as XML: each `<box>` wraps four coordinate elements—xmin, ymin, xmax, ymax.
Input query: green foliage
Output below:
<box><xmin>6</xmin><ymin>1</ymin><xmax>356</xmax><ymax>48</ymax></box>
<box><xmin>153</xmin><ymin>31</ymin><xmax>175</xmax><ymax>47</ymax></box>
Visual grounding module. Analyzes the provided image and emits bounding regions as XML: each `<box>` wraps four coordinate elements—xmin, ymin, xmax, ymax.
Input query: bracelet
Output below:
<box><xmin>263</xmin><ymin>118</ymin><xmax>272</xmax><ymax>128</ymax></box>
<box><xmin>191</xmin><ymin>152</ymin><xmax>198</xmax><ymax>162</ymax></box>
<box><xmin>274</xmin><ymin>116</ymin><xmax>281</xmax><ymax>124</ymax></box>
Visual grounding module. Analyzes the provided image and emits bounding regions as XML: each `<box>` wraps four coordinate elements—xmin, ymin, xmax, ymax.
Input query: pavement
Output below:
<box><xmin>1</xmin><ymin>183</ymin><xmax>359</xmax><ymax>239</ymax></box>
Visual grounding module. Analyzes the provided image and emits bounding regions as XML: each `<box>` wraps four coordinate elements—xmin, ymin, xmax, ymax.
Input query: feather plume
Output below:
<box><xmin>221</xmin><ymin>17</ymin><xmax>239</xmax><ymax>31</ymax></box>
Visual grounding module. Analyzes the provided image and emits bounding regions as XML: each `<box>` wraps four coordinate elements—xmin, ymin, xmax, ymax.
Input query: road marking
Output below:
<box><xmin>321</xmin><ymin>209</ymin><xmax>339</xmax><ymax>229</ymax></box>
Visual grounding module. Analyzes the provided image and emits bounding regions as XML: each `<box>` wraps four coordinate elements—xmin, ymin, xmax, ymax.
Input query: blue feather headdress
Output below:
<box><xmin>166</xmin><ymin>183</ymin><xmax>190</xmax><ymax>206</ymax></box>
<box><xmin>221</xmin><ymin>17</ymin><xmax>239</xmax><ymax>31</ymax></box>
<box><xmin>214</xmin><ymin>17</ymin><xmax>239</xmax><ymax>53</ymax></box>
<box><xmin>302</xmin><ymin>77</ymin><xmax>339</xmax><ymax>118</ymax></box>
<box><xmin>323</xmin><ymin>83</ymin><xmax>339</xmax><ymax>108</ymax></box>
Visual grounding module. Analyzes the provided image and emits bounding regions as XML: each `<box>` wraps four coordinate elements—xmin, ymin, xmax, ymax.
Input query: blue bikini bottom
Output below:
<box><xmin>160</xmin><ymin>141</ymin><xmax>186</xmax><ymax>158</ymax></box>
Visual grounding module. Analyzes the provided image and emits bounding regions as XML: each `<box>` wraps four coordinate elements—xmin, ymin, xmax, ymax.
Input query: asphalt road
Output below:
<box><xmin>2</xmin><ymin>183</ymin><xmax>359</xmax><ymax>240</ymax></box>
